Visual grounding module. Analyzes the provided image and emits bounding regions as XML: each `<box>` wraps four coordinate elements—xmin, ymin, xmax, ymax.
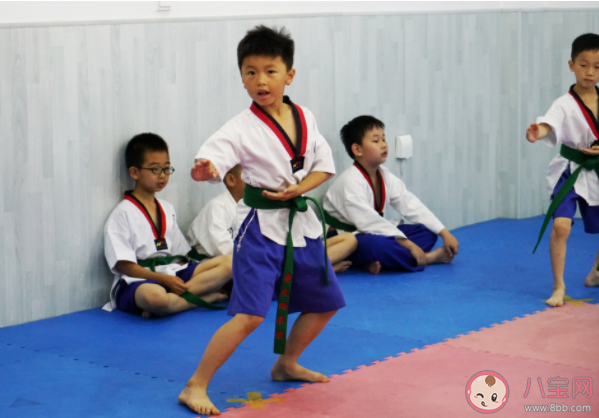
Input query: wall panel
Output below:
<box><xmin>1</xmin><ymin>10</ymin><xmax>598</xmax><ymax>326</ymax></box>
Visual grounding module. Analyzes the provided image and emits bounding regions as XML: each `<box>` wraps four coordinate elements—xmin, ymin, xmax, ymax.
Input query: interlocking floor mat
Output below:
<box><xmin>221</xmin><ymin>303</ymin><xmax>599</xmax><ymax>417</ymax></box>
<box><xmin>1</xmin><ymin>216</ymin><xmax>597</xmax><ymax>417</ymax></box>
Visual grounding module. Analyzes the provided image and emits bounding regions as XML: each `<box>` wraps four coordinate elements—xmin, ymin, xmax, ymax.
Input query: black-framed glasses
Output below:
<box><xmin>140</xmin><ymin>166</ymin><xmax>175</xmax><ymax>175</ymax></box>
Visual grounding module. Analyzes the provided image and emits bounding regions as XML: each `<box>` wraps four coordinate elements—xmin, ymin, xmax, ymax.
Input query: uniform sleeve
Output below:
<box><xmin>195</xmin><ymin>129</ymin><xmax>241</xmax><ymax>184</ymax></box>
<box><xmin>387</xmin><ymin>174</ymin><xmax>445</xmax><ymax>234</ymax></box>
<box><xmin>103</xmin><ymin>208</ymin><xmax>137</xmax><ymax>273</ymax></box>
<box><xmin>325</xmin><ymin>180</ymin><xmax>407</xmax><ymax>239</ymax></box>
<box><xmin>169</xmin><ymin>209</ymin><xmax>192</xmax><ymax>256</ymax></box>
<box><xmin>536</xmin><ymin>99</ymin><xmax>565</xmax><ymax>148</ymax></box>
<box><xmin>203</xmin><ymin>203</ymin><xmax>235</xmax><ymax>256</ymax></box>
<box><xmin>308</xmin><ymin>111</ymin><xmax>336</xmax><ymax>175</ymax></box>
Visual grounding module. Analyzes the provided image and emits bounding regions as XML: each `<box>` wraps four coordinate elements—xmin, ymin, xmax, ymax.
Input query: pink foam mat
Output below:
<box><xmin>445</xmin><ymin>303</ymin><xmax>599</xmax><ymax>372</ymax></box>
<box><xmin>220</xmin><ymin>304</ymin><xmax>598</xmax><ymax>417</ymax></box>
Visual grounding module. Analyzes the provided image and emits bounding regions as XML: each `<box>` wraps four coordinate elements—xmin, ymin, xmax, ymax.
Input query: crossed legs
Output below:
<box><xmin>135</xmin><ymin>254</ymin><xmax>233</xmax><ymax>317</ymax></box>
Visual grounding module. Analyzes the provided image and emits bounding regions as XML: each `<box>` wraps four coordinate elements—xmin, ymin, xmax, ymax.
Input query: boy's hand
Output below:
<box><xmin>262</xmin><ymin>184</ymin><xmax>301</xmax><ymax>201</ymax></box>
<box><xmin>162</xmin><ymin>275</ymin><xmax>189</xmax><ymax>296</ymax></box>
<box><xmin>526</xmin><ymin>122</ymin><xmax>550</xmax><ymax>143</ymax></box>
<box><xmin>439</xmin><ymin>229</ymin><xmax>459</xmax><ymax>257</ymax></box>
<box><xmin>526</xmin><ymin>123</ymin><xmax>540</xmax><ymax>143</ymax></box>
<box><xmin>580</xmin><ymin>146</ymin><xmax>599</xmax><ymax>155</ymax></box>
<box><xmin>409</xmin><ymin>245</ymin><xmax>427</xmax><ymax>267</ymax></box>
<box><xmin>191</xmin><ymin>159</ymin><xmax>219</xmax><ymax>182</ymax></box>
<box><xmin>397</xmin><ymin>238</ymin><xmax>426</xmax><ymax>266</ymax></box>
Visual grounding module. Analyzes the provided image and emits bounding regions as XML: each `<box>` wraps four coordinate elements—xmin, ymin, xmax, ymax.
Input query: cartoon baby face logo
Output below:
<box><xmin>466</xmin><ymin>371</ymin><xmax>509</xmax><ymax>413</ymax></box>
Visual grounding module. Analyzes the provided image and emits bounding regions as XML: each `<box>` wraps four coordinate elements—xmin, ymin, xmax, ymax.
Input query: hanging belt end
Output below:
<box><xmin>274</xmin><ymin>339</ymin><xmax>286</xmax><ymax>355</ymax></box>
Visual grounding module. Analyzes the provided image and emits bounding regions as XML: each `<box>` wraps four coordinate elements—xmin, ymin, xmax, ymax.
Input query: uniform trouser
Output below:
<box><xmin>349</xmin><ymin>224</ymin><xmax>438</xmax><ymax>272</ymax></box>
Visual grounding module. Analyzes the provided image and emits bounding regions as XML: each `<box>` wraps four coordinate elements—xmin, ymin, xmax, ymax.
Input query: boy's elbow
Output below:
<box><xmin>114</xmin><ymin>260</ymin><xmax>135</xmax><ymax>275</ymax></box>
<box><xmin>322</xmin><ymin>172</ymin><xmax>334</xmax><ymax>182</ymax></box>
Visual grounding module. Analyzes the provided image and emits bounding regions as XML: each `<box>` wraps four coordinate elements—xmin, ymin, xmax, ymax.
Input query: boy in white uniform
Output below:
<box><xmin>188</xmin><ymin>165</ymin><xmax>244</xmax><ymax>258</ymax></box>
<box><xmin>179</xmin><ymin>26</ymin><xmax>346</xmax><ymax>415</ymax></box>
<box><xmin>526</xmin><ymin>33</ymin><xmax>599</xmax><ymax>307</ymax></box>
<box><xmin>323</xmin><ymin>116</ymin><xmax>459</xmax><ymax>275</ymax></box>
<box><xmin>188</xmin><ymin>164</ymin><xmax>357</xmax><ymax>271</ymax></box>
<box><xmin>103</xmin><ymin>133</ymin><xmax>233</xmax><ymax>317</ymax></box>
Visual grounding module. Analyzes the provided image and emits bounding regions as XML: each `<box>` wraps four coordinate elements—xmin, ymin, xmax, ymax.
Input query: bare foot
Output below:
<box><xmin>545</xmin><ymin>286</ymin><xmax>566</xmax><ymax>307</ymax></box>
<box><xmin>201</xmin><ymin>290</ymin><xmax>229</xmax><ymax>304</ymax></box>
<box><xmin>178</xmin><ymin>385</ymin><xmax>221</xmax><ymax>415</ymax></box>
<box><xmin>425</xmin><ymin>247</ymin><xmax>453</xmax><ymax>265</ymax></box>
<box><xmin>333</xmin><ymin>260</ymin><xmax>352</xmax><ymax>273</ymax></box>
<box><xmin>141</xmin><ymin>311</ymin><xmax>153</xmax><ymax>318</ymax></box>
<box><xmin>271</xmin><ymin>359</ymin><xmax>330</xmax><ymax>383</ymax></box>
<box><xmin>584</xmin><ymin>270</ymin><xmax>599</xmax><ymax>287</ymax></box>
<box><xmin>365</xmin><ymin>261</ymin><xmax>381</xmax><ymax>275</ymax></box>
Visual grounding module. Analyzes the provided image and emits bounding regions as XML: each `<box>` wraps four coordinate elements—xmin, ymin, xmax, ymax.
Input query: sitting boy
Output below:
<box><xmin>188</xmin><ymin>164</ymin><xmax>357</xmax><ymax>272</ymax></box>
<box><xmin>323</xmin><ymin>116</ymin><xmax>459</xmax><ymax>275</ymax></box>
<box><xmin>526</xmin><ymin>33</ymin><xmax>599</xmax><ymax>307</ymax></box>
<box><xmin>102</xmin><ymin>133</ymin><xmax>233</xmax><ymax>317</ymax></box>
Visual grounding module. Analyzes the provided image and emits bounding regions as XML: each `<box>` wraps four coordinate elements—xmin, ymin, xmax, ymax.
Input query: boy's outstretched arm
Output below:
<box><xmin>439</xmin><ymin>229</ymin><xmax>459</xmax><ymax>257</ymax></box>
<box><xmin>191</xmin><ymin>159</ymin><xmax>220</xmax><ymax>182</ymax></box>
<box><xmin>262</xmin><ymin>171</ymin><xmax>333</xmax><ymax>201</ymax></box>
<box><xmin>526</xmin><ymin>122</ymin><xmax>551</xmax><ymax>143</ymax></box>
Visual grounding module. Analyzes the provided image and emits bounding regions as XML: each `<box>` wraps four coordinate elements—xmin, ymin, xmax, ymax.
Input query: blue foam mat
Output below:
<box><xmin>1</xmin><ymin>216</ymin><xmax>598</xmax><ymax>417</ymax></box>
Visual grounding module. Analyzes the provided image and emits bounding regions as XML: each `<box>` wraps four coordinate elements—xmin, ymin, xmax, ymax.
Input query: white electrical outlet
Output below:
<box><xmin>395</xmin><ymin>135</ymin><xmax>413</xmax><ymax>159</ymax></box>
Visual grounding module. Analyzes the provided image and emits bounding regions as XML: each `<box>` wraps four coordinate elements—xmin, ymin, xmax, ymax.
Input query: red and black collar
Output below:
<box><xmin>124</xmin><ymin>191</ymin><xmax>166</xmax><ymax>240</ymax></box>
<box><xmin>353</xmin><ymin>161</ymin><xmax>386</xmax><ymax>215</ymax></box>
<box><xmin>250</xmin><ymin>96</ymin><xmax>308</xmax><ymax>159</ymax></box>
<box><xmin>568</xmin><ymin>84</ymin><xmax>599</xmax><ymax>140</ymax></box>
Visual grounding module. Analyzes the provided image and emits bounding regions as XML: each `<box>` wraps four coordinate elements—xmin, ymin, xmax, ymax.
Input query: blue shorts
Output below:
<box><xmin>552</xmin><ymin>167</ymin><xmax>599</xmax><ymax>234</ymax></box>
<box><xmin>228</xmin><ymin>209</ymin><xmax>346</xmax><ymax>318</ymax></box>
<box><xmin>348</xmin><ymin>224</ymin><xmax>438</xmax><ymax>272</ymax></box>
<box><xmin>115</xmin><ymin>262</ymin><xmax>199</xmax><ymax>315</ymax></box>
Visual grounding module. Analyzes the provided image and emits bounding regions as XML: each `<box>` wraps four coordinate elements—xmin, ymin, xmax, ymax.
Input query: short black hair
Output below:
<box><xmin>571</xmin><ymin>33</ymin><xmax>599</xmax><ymax>61</ymax></box>
<box><xmin>125</xmin><ymin>133</ymin><xmax>169</xmax><ymax>169</ymax></box>
<box><xmin>237</xmin><ymin>25</ymin><xmax>294</xmax><ymax>71</ymax></box>
<box><xmin>340</xmin><ymin>116</ymin><xmax>385</xmax><ymax>159</ymax></box>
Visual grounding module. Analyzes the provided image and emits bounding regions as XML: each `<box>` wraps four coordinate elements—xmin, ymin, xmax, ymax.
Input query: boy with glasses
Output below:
<box><xmin>102</xmin><ymin>133</ymin><xmax>233</xmax><ymax>317</ymax></box>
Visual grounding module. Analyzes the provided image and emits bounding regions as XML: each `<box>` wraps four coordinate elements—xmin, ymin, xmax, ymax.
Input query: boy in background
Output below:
<box><xmin>103</xmin><ymin>133</ymin><xmax>232</xmax><ymax>317</ymax></box>
<box><xmin>323</xmin><ymin>116</ymin><xmax>459</xmax><ymax>275</ymax></box>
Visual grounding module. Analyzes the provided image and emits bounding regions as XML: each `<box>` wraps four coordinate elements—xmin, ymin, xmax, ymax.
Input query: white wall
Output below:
<box><xmin>1</xmin><ymin>5</ymin><xmax>598</xmax><ymax>327</ymax></box>
<box><xmin>0</xmin><ymin>1</ymin><xmax>598</xmax><ymax>26</ymax></box>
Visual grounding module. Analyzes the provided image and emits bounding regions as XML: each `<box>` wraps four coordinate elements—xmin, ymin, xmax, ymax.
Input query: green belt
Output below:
<box><xmin>137</xmin><ymin>251</ymin><xmax>225</xmax><ymax>310</ymax></box>
<box><xmin>533</xmin><ymin>144</ymin><xmax>599</xmax><ymax>257</ymax></box>
<box><xmin>323</xmin><ymin>211</ymin><xmax>357</xmax><ymax>233</ymax></box>
<box><xmin>187</xmin><ymin>248</ymin><xmax>211</xmax><ymax>262</ymax></box>
<box><xmin>243</xmin><ymin>184</ymin><xmax>329</xmax><ymax>354</ymax></box>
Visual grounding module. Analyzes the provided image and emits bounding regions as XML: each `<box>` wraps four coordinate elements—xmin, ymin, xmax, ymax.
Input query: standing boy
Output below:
<box><xmin>323</xmin><ymin>116</ymin><xmax>459</xmax><ymax>275</ymax></box>
<box><xmin>103</xmin><ymin>133</ymin><xmax>232</xmax><ymax>317</ymax></box>
<box><xmin>179</xmin><ymin>26</ymin><xmax>345</xmax><ymax>415</ymax></box>
<box><xmin>526</xmin><ymin>33</ymin><xmax>599</xmax><ymax>307</ymax></box>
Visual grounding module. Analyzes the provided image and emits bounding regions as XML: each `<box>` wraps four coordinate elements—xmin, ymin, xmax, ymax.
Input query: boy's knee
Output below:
<box><xmin>137</xmin><ymin>287</ymin><xmax>170</xmax><ymax>313</ymax></box>
<box><xmin>223</xmin><ymin>254</ymin><xmax>233</xmax><ymax>274</ymax></box>
<box><xmin>235</xmin><ymin>314</ymin><xmax>264</xmax><ymax>332</ymax></box>
<box><xmin>345</xmin><ymin>233</ymin><xmax>358</xmax><ymax>250</ymax></box>
<box><xmin>325</xmin><ymin>309</ymin><xmax>338</xmax><ymax>319</ymax></box>
<box><xmin>552</xmin><ymin>219</ymin><xmax>572</xmax><ymax>239</ymax></box>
